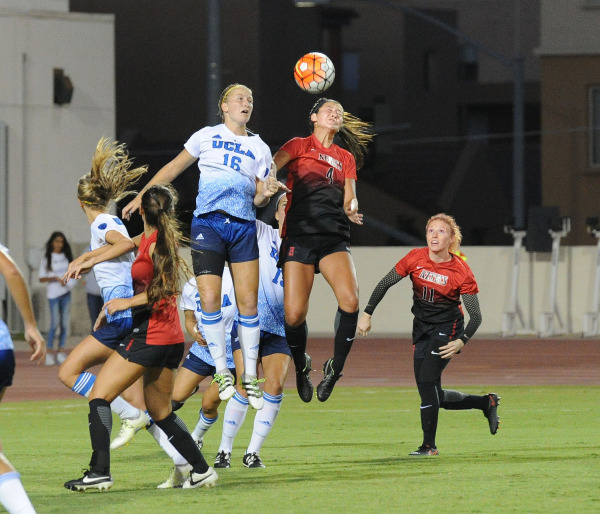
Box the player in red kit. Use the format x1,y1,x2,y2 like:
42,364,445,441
357,213,500,456
272,98,373,403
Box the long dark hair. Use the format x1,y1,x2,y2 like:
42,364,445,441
140,185,191,307
44,231,73,271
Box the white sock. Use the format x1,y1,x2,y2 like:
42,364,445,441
246,392,283,455
191,409,218,441
147,424,188,467
218,392,248,453
110,397,144,421
237,313,260,378
201,310,228,372
0,471,36,514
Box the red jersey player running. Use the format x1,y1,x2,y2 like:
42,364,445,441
272,98,373,402
357,213,500,456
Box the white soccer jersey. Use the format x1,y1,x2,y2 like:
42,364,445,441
179,268,237,368
184,124,272,221
0,243,13,351
89,213,135,321
256,220,285,337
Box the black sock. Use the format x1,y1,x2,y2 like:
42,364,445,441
441,389,489,410
417,382,439,448
285,320,308,371
88,398,112,474
171,399,185,412
332,308,358,375
155,412,209,474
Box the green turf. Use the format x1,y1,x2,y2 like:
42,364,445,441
2,386,599,513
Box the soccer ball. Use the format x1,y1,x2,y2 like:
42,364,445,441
294,52,335,94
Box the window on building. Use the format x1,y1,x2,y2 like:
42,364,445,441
590,87,600,167
459,44,479,82
342,51,359,92
423,50,437,91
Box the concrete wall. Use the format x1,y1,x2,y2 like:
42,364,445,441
0,6,115,334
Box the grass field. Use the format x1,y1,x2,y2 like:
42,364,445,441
2,386,599,513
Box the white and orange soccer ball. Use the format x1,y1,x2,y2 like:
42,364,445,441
294,52,335,94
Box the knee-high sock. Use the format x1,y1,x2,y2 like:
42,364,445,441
284,321,308,371
0,470,35,514
218,392,249,453
246,392,282,455
88,398,112,474
332,308,359,375
238,313,260,378
201,310,228,372
155,412,209,474
147,423,188,467
73,372,142,421
441,389,489,410
416,382,440,448
191,409,218,441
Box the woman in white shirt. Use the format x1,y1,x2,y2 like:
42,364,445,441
38,231,74,366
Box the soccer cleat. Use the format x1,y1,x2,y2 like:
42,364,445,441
212,371,236,401
484,393,501,435
64,470,113,491
316,358,342,402
409,445,439,457
241,372,266,410
182,467,218,489
110,410,149,450
156,464,192,489
192,435,204,451
214,451,231,469
295,353,314,403
242,452,265,469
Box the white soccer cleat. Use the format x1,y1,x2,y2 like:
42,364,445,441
156,464,192,489
110,410,149,450
182,467,218,489
212,370,235,401
241,373,265,410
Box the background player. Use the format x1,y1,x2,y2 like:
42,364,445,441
357,213,499,456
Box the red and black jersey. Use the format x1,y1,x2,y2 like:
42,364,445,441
395,247,479,324
280,134,357,238
131,231,184,346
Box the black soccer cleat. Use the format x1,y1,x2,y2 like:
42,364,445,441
295,353,314,403
316,358,342,402
214,451,231,469
484,393,501,435
409,445,439,457
64,470,113,492
242,452,266,469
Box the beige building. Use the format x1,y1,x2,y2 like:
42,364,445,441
538,0,600,244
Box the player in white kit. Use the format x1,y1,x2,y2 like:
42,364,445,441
60,138,150,449
0,243,45,514
212,192,291,469
122,84,287,410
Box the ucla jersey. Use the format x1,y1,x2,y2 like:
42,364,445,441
0,243,13,351
256,221,285,337
184,124,272,221
90,213,135,322
179,268,237,368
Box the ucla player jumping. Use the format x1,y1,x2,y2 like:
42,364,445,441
122,84,286,410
